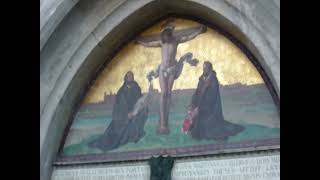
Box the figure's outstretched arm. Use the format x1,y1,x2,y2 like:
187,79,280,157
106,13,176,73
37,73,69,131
135,36,161,47
177,25,207,43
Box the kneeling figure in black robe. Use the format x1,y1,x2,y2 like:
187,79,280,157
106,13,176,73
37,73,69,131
190,61,244,141
89,71,148,151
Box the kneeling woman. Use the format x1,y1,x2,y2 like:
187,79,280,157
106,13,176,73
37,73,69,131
89,71,148,151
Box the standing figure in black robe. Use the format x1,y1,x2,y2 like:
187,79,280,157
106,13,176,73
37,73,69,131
88,71,148,151
189,61,244,141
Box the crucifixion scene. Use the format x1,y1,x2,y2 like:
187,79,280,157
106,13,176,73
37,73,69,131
135,18,206,134
58,18,280,162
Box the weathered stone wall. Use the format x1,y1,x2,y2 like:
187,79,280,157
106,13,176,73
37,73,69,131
40,0,280,180
40,0,79,51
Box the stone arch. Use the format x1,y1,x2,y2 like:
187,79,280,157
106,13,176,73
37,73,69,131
40,1,279,180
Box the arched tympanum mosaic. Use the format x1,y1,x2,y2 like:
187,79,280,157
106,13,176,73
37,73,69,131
56,18,279,164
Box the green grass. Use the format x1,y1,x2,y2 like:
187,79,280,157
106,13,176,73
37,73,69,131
62,113,280,156
62,85,280,156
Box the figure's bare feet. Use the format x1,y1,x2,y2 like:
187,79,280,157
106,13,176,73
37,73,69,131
157,126,170,135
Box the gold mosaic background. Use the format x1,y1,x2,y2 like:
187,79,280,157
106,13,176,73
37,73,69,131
83,18,264,104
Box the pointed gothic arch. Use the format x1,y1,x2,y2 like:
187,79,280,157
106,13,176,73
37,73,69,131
40,1,279,180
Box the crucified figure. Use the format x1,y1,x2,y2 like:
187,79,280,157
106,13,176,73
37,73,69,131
135,19,207,134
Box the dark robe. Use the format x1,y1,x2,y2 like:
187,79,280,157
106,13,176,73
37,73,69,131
88,81,148,151
190,71,244,141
